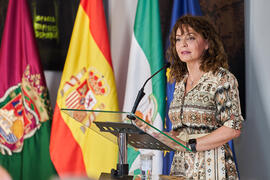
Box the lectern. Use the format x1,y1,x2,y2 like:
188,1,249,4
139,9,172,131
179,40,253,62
61,109,191,180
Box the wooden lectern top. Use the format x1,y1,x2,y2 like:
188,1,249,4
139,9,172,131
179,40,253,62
159,175,186,180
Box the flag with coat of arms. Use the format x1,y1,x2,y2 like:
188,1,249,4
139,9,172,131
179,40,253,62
123,0,166,177
49,0,119,179
0,0,56,179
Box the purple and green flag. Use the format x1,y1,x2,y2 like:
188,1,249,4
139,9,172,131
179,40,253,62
0,0,56,179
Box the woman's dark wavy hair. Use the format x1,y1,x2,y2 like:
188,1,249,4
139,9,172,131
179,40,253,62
167,15,229,82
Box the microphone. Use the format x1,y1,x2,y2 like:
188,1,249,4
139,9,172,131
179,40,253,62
128,62,170,120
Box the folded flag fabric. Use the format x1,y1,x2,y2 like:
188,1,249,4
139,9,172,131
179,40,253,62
123,0,166,177
0,0,56,179
49,0,119,179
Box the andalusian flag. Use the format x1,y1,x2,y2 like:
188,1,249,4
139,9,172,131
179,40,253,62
0,0,56,179
123,0,166,177
50,0,119,179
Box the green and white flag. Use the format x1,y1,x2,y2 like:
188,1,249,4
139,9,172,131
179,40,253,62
123,0,166,177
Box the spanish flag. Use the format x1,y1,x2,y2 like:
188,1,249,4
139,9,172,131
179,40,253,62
49,0,119,179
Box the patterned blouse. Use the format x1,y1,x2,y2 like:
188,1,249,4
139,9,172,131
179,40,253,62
168,67,244,180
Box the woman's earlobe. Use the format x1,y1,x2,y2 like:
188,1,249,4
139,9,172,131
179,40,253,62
205,40,209,50
205,44,209,50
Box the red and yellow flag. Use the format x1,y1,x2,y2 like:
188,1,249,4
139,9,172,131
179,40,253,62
49,0,119,179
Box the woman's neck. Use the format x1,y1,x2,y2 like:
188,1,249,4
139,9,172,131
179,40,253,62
186,61,204,86
186,61,203,76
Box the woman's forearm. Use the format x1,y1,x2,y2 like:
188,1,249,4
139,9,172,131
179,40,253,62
196,126,241,151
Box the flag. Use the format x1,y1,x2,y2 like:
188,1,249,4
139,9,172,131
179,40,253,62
228,137,240,177
49,0,119,179
123,0,166,177
0,0,56,180
163,0,202,175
